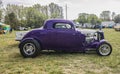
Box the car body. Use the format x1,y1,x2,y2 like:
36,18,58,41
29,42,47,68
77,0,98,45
16,19,112,58
114,23,120,31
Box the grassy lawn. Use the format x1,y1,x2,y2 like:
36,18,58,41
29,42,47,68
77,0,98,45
0,29,120,74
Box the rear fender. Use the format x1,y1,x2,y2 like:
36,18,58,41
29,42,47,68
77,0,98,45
19,37,42,49
19,38,34,48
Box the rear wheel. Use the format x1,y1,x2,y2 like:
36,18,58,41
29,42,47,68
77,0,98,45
19,39,41,58
96,42,112,56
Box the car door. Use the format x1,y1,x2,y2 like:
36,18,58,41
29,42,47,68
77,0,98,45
41,29,58,49
54,23,84,49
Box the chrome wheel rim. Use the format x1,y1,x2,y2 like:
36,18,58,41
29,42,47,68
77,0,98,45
99,44,111,55
23,43,36,55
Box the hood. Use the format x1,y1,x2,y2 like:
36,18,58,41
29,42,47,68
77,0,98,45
76,28,97,36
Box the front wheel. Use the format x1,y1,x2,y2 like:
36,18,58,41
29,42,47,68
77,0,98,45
19,39,41,58
96,42,112,56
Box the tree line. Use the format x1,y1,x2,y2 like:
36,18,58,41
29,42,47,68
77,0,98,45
77,11,120,25
1,0,120,29
0,1,63,29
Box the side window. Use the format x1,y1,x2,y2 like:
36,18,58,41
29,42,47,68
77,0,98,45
54,23,72,29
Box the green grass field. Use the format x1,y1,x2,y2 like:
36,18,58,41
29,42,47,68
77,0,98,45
0,29,120,74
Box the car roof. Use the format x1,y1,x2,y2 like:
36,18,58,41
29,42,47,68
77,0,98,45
43,19,74,29
45,19,73,23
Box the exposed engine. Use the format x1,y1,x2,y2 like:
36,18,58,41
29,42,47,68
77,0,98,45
85,32,97,44
77,29,104,44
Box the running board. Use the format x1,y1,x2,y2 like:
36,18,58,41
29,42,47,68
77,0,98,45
85,48,96,51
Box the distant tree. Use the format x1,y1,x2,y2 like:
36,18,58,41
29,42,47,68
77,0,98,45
114,14,120,23
33,4,48,18
5,4,24,20
112,12,116,21
77,13,88,26
0,0,2,21
3,3,63,28
0,10,2,21
0,0,2,5
87,14,99,25
5,12,19,29
49,3,63,18
96,19,102,24
26,7,47,28
77,13,101,26
100,11,111,21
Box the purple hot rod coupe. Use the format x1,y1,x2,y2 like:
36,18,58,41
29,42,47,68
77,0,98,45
16,19,112,58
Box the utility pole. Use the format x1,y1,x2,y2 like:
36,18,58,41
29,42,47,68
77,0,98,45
65,4,67,20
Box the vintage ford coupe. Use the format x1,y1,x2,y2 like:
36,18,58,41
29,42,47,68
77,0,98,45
16,19,112,58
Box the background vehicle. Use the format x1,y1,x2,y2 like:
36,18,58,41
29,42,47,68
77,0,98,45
16,19,112,58
0,22,11,34
93,25,101,29
114,23,120,31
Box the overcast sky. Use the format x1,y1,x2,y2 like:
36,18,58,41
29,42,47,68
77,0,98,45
2,0,120,20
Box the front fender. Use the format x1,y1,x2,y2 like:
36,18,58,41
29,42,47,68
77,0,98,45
86,39,110,48
96,39,111,48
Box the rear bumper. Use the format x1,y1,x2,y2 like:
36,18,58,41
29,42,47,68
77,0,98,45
15,39,21,41
15,31,28,41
